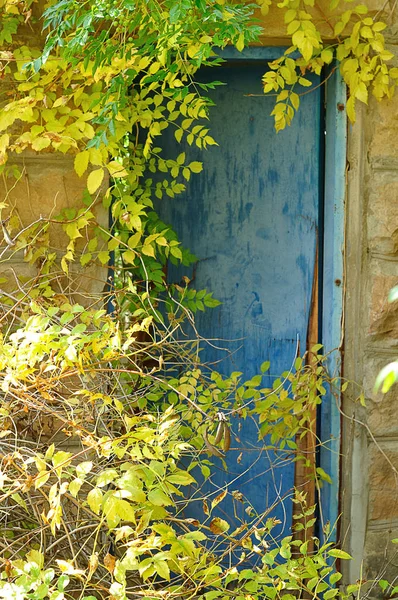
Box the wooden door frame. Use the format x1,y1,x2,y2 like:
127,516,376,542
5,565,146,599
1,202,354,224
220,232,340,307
218,46,346,541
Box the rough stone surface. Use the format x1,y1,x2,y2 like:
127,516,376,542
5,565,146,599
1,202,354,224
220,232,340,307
343,35,398,596
368,442,398,523
368,174,398,255
256,0,393,42
368,273,398,338
363,354,398,436
0,153,108,303
368,96,398,162
363,528,398,591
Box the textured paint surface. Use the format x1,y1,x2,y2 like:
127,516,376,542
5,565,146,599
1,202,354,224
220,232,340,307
319,68,346,543
157,63,321,544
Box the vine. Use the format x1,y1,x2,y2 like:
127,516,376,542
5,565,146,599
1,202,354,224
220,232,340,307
0,0,396,598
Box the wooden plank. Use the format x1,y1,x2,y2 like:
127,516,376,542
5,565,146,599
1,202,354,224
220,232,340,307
319,67,346,543
293,240,318,546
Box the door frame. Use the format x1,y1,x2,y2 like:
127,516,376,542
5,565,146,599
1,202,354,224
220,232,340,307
218,46,347,541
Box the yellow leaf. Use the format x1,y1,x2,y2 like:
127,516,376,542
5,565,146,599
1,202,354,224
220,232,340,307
355,82,368,104
0,133,9,152
236,32,245,52
321,48,334,64
53,96,68,108
346,96,356,123
97,251,110,265
298,77,312,88
107,161,128,178
149,61,160,74
56,560,85,575
123,250,136,264
138,56,151,70
334,21,345,36
89,147,103,166
211,489,227,509
104,553,116,574
187,44,200,58
141,244,155,258
87,168,105,194
189,161,203,173
74,150,90,177
32,137,51,151
209,517,230,534
35,471,50,489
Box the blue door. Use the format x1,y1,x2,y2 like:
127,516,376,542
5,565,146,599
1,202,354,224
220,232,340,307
157,54,325,543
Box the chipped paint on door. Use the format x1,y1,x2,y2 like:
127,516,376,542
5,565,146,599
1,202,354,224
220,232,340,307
157,60,323,539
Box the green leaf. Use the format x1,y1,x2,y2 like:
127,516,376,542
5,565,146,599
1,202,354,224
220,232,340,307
389,286,398,302
69,478,84,498
154,559,170,580
328,548,352,560
97,250,110,265
87,488,103,514
329,571,342,585
170,246,182,260
167,471,195,485
375,362,398,393
316,467,332,484
80,252,92,266
148,488,173,506
52,451,72,469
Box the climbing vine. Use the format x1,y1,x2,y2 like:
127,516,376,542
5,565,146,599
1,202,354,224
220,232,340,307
0,0,396,598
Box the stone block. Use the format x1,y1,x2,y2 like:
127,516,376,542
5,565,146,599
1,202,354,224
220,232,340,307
363,354,398,436
0,153,107,249
256,0,394,42
368,441,398,523
363,528,398,597
368,273,398,338
0,152,108,302
368,173,398,255
368,94,398,163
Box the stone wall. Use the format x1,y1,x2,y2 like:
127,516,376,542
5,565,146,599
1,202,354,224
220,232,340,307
0,153,108,306
342,39,398,593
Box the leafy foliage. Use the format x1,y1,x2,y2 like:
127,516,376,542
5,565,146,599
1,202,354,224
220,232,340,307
0,0,392,598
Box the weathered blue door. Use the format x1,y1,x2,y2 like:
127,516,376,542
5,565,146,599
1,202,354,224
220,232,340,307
158,55,324,539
